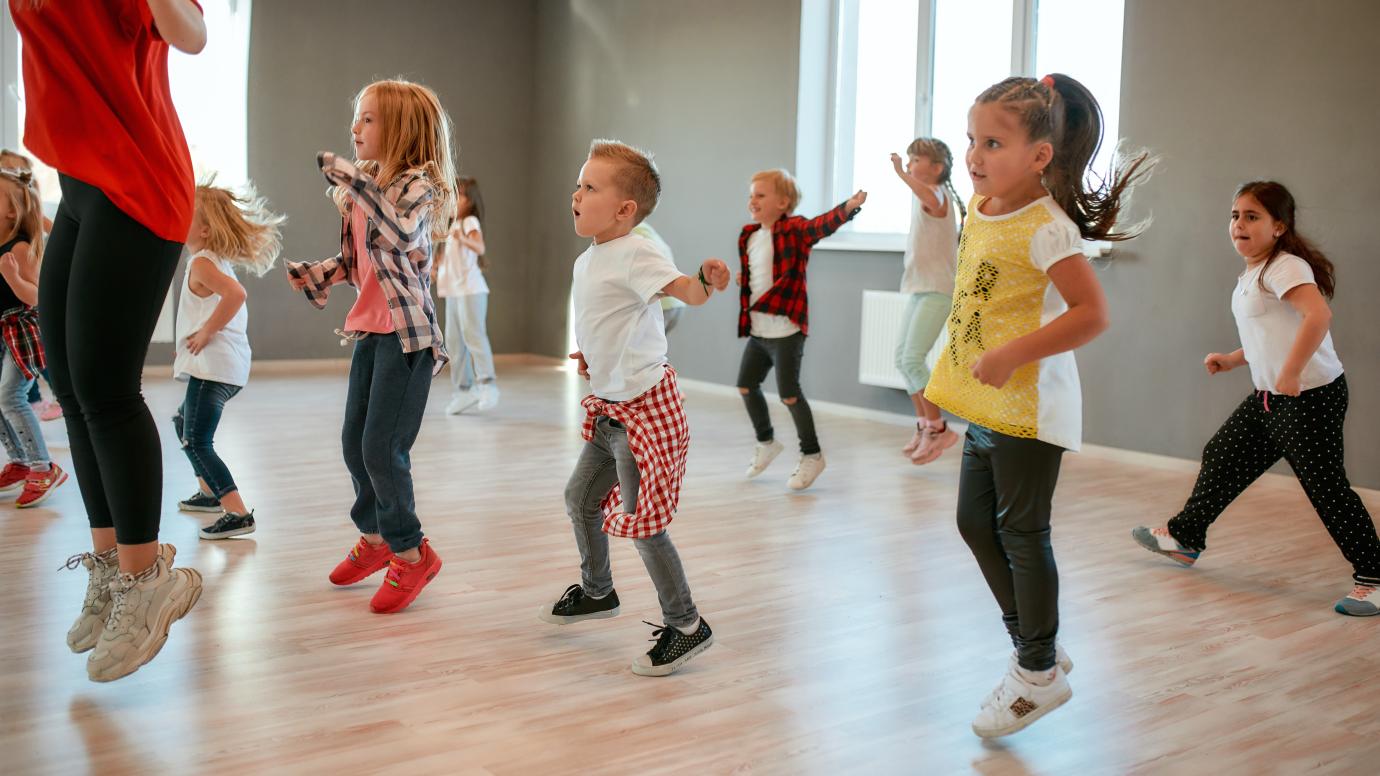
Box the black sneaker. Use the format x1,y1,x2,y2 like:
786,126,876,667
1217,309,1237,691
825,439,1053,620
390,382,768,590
178,491,222,513
539,583,620,624
631,617,714,676
200,511,255,540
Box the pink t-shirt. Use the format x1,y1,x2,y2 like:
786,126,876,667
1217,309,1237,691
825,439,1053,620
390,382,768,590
344,202,394,334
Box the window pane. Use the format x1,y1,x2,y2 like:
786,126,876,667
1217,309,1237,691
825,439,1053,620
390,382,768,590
1035,0,1125,188
846,0,917,234
931,0,1014,207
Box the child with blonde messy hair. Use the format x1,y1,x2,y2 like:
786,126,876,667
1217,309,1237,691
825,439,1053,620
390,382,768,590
287,78,455,614
173,181,284,539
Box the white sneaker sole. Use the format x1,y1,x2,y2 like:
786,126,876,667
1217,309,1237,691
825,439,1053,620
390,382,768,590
88,568,203,683
538,605,620,625
178,503,223,513
972,683,1072,739
200,524,256,540
630,634,714,677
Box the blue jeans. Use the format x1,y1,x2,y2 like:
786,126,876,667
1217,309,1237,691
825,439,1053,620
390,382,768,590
342,333,433,553
0,348,49,465
172,377,242,498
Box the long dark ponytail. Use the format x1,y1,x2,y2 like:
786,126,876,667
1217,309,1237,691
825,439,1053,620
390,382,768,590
976,73,1155,242
1236,180,1335,299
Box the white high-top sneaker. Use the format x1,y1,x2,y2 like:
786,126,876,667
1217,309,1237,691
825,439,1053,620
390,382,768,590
86,551,202,682
65,544,176,654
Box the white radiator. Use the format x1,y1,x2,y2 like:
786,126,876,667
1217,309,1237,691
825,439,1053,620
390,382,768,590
858,290,948,390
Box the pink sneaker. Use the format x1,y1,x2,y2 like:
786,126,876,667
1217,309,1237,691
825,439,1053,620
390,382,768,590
39,401,64,422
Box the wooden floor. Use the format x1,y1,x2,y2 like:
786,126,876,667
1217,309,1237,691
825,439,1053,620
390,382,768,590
3,357,1377,775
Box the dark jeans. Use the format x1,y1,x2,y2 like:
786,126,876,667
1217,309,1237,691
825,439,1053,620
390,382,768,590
736,332,820,455
342,333,434,554
40,175,182,545
173,377,242,499
1167,375,1380,584
955,423,1065,672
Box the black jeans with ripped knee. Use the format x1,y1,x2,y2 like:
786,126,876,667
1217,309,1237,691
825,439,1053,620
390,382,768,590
736,333,819,455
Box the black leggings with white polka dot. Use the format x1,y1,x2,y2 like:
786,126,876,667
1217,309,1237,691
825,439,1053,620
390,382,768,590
1167,375,1380,585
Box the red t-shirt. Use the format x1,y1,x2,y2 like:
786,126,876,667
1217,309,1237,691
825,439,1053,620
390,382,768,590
11,0,201,243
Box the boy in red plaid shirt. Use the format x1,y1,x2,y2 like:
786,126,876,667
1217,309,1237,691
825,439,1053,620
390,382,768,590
736,169,865,490
540,139,729,677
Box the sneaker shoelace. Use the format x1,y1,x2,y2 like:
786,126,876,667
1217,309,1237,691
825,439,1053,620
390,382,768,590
382,557,409,589
104,564,159,632
1349,583,1376,600
62,552,114,610
643,620,699,662
554,584,583,613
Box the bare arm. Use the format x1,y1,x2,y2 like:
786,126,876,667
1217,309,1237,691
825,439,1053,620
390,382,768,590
889,153,945,215
1273,283,1332,395
147,0,207,54
0,242,38,306
184,257,246,354
969,254,1109,388
662,259,731,306
457,228,486,256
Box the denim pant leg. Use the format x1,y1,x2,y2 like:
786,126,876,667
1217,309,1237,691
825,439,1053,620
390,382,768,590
0,348,48,465
564,420,621,598
356,335,433,554
736,337,775,443
444,298,474,393
457,293,495,384
176,377,241,498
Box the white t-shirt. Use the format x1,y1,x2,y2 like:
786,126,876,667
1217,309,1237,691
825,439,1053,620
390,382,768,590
747,226,800,338
436,215,487,297
572,232,684,401
1231,253,1344,393
900,189,958,296
173,251,251,387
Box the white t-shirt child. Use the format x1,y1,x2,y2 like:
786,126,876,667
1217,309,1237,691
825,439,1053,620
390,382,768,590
572,232,683,401
436,215,486,297
1231,253,1344,393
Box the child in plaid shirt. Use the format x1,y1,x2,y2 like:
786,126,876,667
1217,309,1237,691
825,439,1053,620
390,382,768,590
286,79,455,615
0,167,66,507
736,169,865,490
540,139,729,677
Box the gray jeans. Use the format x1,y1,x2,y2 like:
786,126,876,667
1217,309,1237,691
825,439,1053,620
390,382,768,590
565,415,698,628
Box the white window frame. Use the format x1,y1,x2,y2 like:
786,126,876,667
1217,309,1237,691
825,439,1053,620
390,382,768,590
799,0,1049,253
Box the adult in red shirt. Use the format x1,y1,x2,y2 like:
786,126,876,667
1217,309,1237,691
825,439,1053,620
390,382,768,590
12,0,206,683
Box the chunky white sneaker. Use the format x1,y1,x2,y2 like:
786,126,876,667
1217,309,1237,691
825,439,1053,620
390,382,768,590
64,544,176,654
972,664,1072,739
981,644,1074,708
446,391,479,415
475,382,501,412
86,553,202,682
787,453,826,491
1335,583,1379,616
745,439,784,479
1131,525,1200,566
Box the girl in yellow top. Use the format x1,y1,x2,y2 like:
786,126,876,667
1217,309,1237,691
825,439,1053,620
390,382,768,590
923,73,1153,739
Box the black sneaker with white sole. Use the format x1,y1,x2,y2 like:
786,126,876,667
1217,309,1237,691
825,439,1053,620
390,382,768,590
539,584,620,624
179,491,222,513
200,511,255,540
631,618,714,677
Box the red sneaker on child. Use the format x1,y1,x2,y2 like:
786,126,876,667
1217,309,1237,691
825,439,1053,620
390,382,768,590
369,539,442,614
329,536,395,586
0,462,30,493
16,463,67,508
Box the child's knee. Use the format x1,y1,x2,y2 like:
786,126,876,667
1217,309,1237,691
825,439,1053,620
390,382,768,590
737,386,752,395
781,395,798,405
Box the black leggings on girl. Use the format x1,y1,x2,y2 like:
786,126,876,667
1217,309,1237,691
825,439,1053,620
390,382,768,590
1167,375,1380,585
39,175,182,545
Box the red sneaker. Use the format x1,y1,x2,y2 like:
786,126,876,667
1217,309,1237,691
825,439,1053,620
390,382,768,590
329,537,395,586
369,539,442,614
15,463,67,508
0,462,31,493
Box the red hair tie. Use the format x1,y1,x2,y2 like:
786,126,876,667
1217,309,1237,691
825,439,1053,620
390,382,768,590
1040,74,1056,89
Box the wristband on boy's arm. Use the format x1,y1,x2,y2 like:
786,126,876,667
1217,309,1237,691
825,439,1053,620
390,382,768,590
697,267,710,295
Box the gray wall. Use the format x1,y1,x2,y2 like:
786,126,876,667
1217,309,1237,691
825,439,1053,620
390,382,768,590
1097,0,1379,485
235,0,536,360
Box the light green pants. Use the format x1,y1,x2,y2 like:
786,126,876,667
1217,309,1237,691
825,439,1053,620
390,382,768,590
894,292,950,395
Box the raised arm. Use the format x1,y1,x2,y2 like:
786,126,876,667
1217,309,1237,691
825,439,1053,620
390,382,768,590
147,0,206,54
890,153,945,215
800,190,867,244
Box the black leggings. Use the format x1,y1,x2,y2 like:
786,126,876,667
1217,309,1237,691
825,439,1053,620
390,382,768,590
40,175,183,545
736,333,820,455
1167,375,1380,584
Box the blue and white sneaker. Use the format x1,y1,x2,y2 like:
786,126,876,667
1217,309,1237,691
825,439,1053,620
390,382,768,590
1132,525,1200,567
1335,583,1379,616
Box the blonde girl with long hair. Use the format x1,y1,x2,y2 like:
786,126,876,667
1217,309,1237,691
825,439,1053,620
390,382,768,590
173,181,285,540
286,78,455,614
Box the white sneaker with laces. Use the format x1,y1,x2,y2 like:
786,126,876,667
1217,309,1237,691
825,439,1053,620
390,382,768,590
86,552,202,682
65,544,177,654
475,382,501,411
972,664,1072,739
787,453,826,491
446,391,479,415
1335,582,1379,616
745,439,784,478
981,643,1074,708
